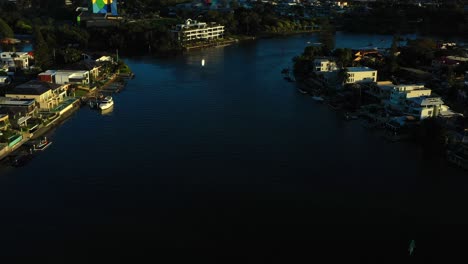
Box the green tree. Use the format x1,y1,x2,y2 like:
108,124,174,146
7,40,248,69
337,68,349,84
318,20,335,54
33,27,52,70
0,18,14,39
293,55,312,80
333,48,353,68
302,45,323,59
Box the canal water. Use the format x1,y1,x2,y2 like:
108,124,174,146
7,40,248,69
1,33,467,262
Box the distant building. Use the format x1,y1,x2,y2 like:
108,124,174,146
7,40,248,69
77,0,121,27
172,19,224,43
89,0,118,16
345,67,377,84
313,58,338,72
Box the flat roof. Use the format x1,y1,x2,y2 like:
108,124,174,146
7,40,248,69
409,97,444,106
0,98,36,106
56,70,88,73
8,80,61,95
347,67,376,72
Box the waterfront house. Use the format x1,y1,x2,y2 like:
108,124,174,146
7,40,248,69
38,70,56,83
65,60,102,80
345,67,377,84
5,81,69,110
0,98,37,128
367,81,394,101
404,97,445,120
313,58,338,72
0,52,32,69
172,19,225,43
388,84,432,111
54,70,90,85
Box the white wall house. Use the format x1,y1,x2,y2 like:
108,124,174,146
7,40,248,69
5,81,69,110
55,70,90,85
0,52,31,69
313,59,338,72
345,67,377,84
172,19,224,42
405,97,445,120
388,84,432,110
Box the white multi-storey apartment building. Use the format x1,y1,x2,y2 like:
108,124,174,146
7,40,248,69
345,67,377,84
172,19,224,42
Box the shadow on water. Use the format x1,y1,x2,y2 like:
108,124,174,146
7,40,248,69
0,34,467,262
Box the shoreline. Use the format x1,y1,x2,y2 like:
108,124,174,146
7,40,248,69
0,68,129,166
291,75,467,171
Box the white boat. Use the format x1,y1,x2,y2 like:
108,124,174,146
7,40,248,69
99,96,114,110
298,89,308,94
34,137,52,151
312,96,324,102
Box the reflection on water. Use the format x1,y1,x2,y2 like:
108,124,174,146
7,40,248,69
0,33,467,260
101,105,114,116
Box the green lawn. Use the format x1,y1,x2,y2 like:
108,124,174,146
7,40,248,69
74,89,88,98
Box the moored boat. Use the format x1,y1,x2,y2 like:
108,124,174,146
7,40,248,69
312,96,324,102
34,137,52,151
298,88,308,94
99,96,114,110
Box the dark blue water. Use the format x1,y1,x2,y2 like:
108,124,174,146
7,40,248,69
0,33,467,263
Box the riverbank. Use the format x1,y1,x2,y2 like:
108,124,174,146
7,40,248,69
290,72,467,170
3,33,468,262
0,63,132,167
183,30,321,51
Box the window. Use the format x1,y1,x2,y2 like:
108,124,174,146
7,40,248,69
428,111,433,116
372,72,376,76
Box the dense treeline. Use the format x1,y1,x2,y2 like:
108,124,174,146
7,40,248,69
340,4,468,36
1,1,320,56
86,19,181,55
86,3,319,53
